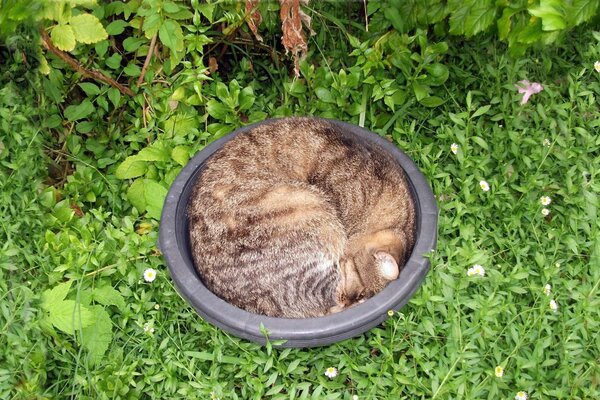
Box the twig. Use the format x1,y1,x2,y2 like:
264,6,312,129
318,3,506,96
39,27,134,97
137,33,158,87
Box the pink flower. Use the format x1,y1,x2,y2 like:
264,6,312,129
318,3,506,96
515,80,543,104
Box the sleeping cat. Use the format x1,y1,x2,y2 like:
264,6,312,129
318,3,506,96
188,117,416,318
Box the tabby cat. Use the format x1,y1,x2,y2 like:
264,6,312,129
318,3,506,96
188,117,416,318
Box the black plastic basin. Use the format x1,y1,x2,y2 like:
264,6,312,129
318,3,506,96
158,118,438,347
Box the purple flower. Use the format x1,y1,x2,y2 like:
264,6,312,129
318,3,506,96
515,80,543,104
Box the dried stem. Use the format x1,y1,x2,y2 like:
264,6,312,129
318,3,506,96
137,33,158,87
39,27,134,97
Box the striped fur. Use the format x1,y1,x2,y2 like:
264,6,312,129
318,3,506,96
188,118,415,318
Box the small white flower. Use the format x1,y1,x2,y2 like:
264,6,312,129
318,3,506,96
143,268,157,282
540,196,551,206
543,138,551,147
479,180,490,192
543,284,551,296
154,304,160,310
542,208,550,216
450,143,459,154
494,366,504,378
467,264,485,277
143,322,154,334
352,396,359,400
387,310,394,317
515,391,528,400
324,366,338,379
595,61,600,73
473,264,485,277
549,299,558,312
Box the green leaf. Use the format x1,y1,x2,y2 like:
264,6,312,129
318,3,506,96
144,179,168,220
107,88,121,107
127,179,147,213
105,19,128,35
424,63,449,86
64,99,94,121
498,7,520,40
171,146,190,166
51,24,76,52
206,100,229,120
115,156,147,179
315,88,335,103
78,82,100,96
472,105,491,118
42,281,73,308
239,86,255,111
47,300,95,334
81,306,113,364
137,143,171,162
69,13,108,44
419,96,444,107
412,82,429,101
91,285,125,310
568,0,600,26
464,0,497,37
529,0,566,31
159,19,184,53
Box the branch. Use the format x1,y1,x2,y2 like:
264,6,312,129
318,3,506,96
40,27,134,97
137,33,158,87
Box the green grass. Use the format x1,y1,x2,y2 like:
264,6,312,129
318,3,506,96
2,8,600,400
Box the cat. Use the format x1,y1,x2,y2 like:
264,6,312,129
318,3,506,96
188,117,416,318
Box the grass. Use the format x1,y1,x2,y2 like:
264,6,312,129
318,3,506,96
1,12,600,400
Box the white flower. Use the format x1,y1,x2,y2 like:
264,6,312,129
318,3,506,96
144,268,157,282
595,61,600,73
494,366,504,377
352,396,359,400
154,304,160,310
387,310,394,317
467,264,485,277
543,138,551,147
549,299,558,312
515,391,528,400
542,208,550,216
324,367,338,379
450,143,459,154
479,180,490,192
543,284,551,296
143,322,154,334
540,196,551,206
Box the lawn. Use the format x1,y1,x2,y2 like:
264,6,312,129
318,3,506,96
1,2,599,399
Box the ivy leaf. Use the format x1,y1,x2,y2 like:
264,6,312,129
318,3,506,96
47,300,95,335
91,285,125,311
81,306,113,365
51,24,76,52
144,179,168,220
115,156,147,179
69,13,108,44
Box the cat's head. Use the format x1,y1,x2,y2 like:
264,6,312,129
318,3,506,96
337,250,399,307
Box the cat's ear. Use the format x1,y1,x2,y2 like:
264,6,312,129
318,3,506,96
374,251,399,280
